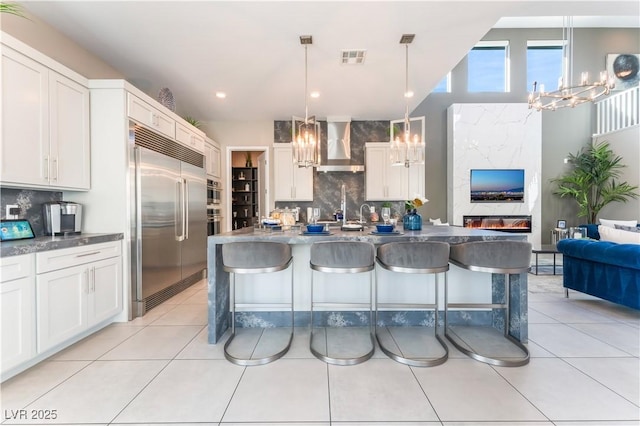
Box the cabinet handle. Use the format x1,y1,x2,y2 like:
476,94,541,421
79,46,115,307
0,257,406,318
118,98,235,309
85,269,90,293
76,251,100,258
91,267,96,292
52,157,59,182
44,156,49,180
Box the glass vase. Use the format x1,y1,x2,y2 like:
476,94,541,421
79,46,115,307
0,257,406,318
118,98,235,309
403,209,422,230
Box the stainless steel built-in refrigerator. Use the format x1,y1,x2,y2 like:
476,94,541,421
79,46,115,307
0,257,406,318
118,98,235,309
130,124,206,318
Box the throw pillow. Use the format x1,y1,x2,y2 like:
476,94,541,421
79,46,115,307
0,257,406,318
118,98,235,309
598,225,640,244
599,218,638,228
615,224,640,233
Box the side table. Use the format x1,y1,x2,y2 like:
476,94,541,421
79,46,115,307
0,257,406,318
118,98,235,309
530,244,562,275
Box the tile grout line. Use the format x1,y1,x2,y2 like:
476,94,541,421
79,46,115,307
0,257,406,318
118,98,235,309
407,363,444,425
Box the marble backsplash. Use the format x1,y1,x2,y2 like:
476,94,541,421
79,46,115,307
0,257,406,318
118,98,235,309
274,119,406,222
0,188,62,236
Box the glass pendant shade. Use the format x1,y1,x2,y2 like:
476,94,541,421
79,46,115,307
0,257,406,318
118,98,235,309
292,36,320,168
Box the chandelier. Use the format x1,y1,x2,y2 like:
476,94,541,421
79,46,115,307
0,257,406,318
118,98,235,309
292,35,320,168
528,17,614,111
390,34,425,167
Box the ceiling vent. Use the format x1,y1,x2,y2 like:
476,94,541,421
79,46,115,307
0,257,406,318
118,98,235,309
341,49,367,65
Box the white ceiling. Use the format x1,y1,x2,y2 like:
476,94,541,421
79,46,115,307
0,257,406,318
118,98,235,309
21,1,640,122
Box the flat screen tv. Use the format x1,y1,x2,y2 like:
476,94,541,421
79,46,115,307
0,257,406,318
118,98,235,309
470,169,525,203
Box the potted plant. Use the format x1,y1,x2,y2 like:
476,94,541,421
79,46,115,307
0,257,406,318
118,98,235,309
0,2,25,16
552,140,638,224
184,116,202,129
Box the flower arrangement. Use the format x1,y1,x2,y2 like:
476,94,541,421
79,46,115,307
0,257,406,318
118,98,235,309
405,196,428,212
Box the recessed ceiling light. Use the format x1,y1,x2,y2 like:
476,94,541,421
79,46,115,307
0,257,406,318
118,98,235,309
215,92,226,99
404,91,414,98
310,91,320,98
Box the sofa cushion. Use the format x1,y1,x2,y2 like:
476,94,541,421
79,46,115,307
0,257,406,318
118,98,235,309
599,218,638,228
557,239,640,270
579,224,601,240
599,225,640,245
615,224,640,233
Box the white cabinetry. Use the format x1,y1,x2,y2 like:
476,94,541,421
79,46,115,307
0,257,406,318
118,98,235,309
35,242,122,353
205,138,221,179
365,143,425,201
127,92,175,139
1,46,90,190
273,145,314,201
176,123,205,154
1,255,35,375
365,144,407,201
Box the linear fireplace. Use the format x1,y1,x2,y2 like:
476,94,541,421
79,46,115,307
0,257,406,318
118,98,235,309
463,215,532,233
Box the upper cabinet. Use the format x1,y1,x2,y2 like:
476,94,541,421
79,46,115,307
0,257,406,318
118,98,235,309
1,46,90,190
205,138,221,179
127,93,175,140
273,145,313,201
175,123,205,154
365,143,424,201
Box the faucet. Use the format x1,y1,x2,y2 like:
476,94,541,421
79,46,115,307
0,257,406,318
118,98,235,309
340,184,347,226
359,204,371,224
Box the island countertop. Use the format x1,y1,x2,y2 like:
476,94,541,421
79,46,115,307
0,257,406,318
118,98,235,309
208,224,527,244
207,225,529,344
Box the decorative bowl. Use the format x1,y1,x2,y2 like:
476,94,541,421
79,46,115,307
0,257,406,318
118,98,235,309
306,224,325,233
376,224,394,233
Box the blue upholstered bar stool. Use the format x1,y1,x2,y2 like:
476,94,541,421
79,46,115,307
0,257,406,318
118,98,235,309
222,241,293,366
309,241,376,365
376,241,450,367
446,240,531,367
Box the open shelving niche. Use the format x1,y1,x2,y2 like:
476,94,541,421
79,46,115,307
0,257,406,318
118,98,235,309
231,167,258,229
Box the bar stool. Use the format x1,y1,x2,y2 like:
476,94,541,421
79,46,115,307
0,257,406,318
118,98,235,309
222,241,293,366
375,241,450,367
446,240,531,367
309,241,375,365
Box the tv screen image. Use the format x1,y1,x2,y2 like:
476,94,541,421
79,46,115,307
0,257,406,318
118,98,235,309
470,169,525,203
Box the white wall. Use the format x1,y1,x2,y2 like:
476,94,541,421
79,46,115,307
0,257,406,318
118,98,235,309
447,103,542,247
597,126,640,221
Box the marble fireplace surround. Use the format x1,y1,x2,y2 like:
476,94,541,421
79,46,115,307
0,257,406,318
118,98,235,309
447,103,542,248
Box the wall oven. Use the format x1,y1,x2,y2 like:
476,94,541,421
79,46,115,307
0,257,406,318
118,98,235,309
207,179,221,205
207,206,222,236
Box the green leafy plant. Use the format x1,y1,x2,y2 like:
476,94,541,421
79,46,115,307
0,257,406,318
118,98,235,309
0,2,25,16
552,140,638,223
184,116,202,128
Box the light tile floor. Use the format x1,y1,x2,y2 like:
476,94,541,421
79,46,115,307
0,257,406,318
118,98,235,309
1,274,639,426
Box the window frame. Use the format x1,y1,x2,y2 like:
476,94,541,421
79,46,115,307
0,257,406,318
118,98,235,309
468,40,510,93
526,40,565,93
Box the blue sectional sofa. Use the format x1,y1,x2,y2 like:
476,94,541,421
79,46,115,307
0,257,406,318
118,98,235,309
557,238,640,310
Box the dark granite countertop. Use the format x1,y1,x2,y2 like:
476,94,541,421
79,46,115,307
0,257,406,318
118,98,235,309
208,225,526,245
1,233,124,257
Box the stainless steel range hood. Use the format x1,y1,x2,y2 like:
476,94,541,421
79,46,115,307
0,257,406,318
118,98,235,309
316,117,365,172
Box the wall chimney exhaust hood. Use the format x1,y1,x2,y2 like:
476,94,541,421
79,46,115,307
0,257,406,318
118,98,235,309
316,117,365,172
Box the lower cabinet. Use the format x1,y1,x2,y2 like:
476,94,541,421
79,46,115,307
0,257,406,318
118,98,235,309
1,255,35,374
36,243,122,353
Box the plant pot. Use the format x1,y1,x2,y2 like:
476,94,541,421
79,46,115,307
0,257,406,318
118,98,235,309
403,209,422,230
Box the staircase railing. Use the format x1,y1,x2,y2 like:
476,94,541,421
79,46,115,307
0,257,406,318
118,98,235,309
595,86,639,136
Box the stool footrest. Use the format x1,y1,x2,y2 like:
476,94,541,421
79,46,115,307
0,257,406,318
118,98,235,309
235,303,292,310
445,327,529,367
447,303,506,309
378,303,437,310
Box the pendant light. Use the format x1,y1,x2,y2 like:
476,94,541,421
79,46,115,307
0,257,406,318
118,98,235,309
292,35,320,168
528,17,614,111
390,34,425,167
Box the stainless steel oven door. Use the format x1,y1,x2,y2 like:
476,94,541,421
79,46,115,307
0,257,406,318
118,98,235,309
207,180,222,204
207,208,222,235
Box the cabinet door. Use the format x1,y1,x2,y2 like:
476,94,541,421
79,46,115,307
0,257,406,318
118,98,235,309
365,146,387,200
386,161,408,200
36,265,87,352
127,93,175,139
87,257,122,326
273,146,294,201
1,47,50,186
205,141,221,179
1,277,35,373
49,72,90,190
292,164,314,201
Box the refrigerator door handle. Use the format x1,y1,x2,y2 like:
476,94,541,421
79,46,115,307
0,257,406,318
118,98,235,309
134,146,143,299
184,178,189,240
176,180,185,241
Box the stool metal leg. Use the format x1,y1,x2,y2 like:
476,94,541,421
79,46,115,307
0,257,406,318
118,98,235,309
310,269,375,366
444,272,529,367
224,265,294,366
375,270,448,367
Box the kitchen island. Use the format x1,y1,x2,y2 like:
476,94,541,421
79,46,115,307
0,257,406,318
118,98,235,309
207,226,529,344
